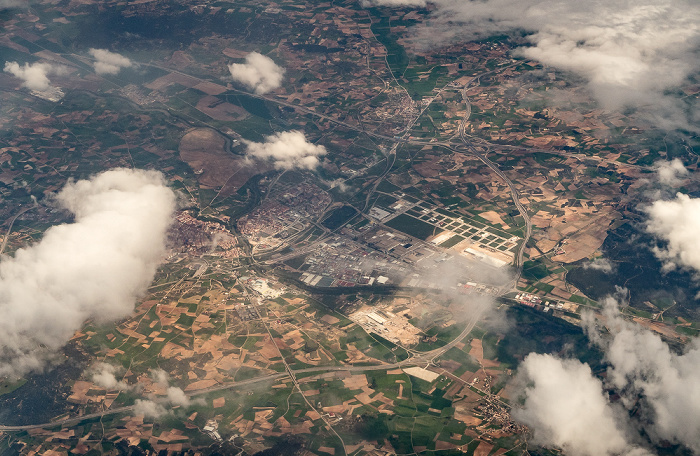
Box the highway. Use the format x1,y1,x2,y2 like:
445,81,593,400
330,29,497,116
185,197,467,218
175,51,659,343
0,301,486,432
0,59,565,434
476,148,531,286
126,59,645,186
61,55,648,175
0,375,284,432
452,69,532,285
456,143,532,284
237,62,534,283
0,204,36,256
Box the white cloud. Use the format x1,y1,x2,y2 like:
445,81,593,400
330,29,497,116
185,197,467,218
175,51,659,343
228,52,285,94
246,130,327,170
514,353,649,456
149,369,203,409
322,178,350,192
590,297,700,452
3,61,68,92
0,168,175,378
130,388,200,419
167,386,198,407
514,293,700,454
0,0,26,8
130,385,201,419
150,368,170,386
582,258,614,273
88,49,133,76
645,193,700,272
654,159,688,187
133,399,168,419
369,0,700,129
91,363,130,391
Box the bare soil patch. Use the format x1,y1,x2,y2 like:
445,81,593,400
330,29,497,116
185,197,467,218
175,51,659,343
179,128,262,193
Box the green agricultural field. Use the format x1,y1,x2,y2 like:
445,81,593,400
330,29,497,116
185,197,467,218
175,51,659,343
439,234,465,248
385,214,444,240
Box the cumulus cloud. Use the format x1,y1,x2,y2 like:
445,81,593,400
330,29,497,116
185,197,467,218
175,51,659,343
130,380,202,419
369,0,700,129
150,368,170,386
133,399,168,419
592,297,700,452
654,158,688,187
166,386,195,407
515,353,649,456
515,294,700,454
228,52,285,94
582,258,614,273
645,193,700,272
246,130,327,170
91,363,130,391
3,61,68,92
0,168,176,378
88,48,133,76
148,368,203,409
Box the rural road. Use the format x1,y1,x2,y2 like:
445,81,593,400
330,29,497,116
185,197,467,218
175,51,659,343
0,57,519,433
0,302,485,431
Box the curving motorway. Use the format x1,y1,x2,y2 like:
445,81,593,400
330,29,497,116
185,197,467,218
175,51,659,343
0,302,486,432
0,204,36,256
0,59,533,433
